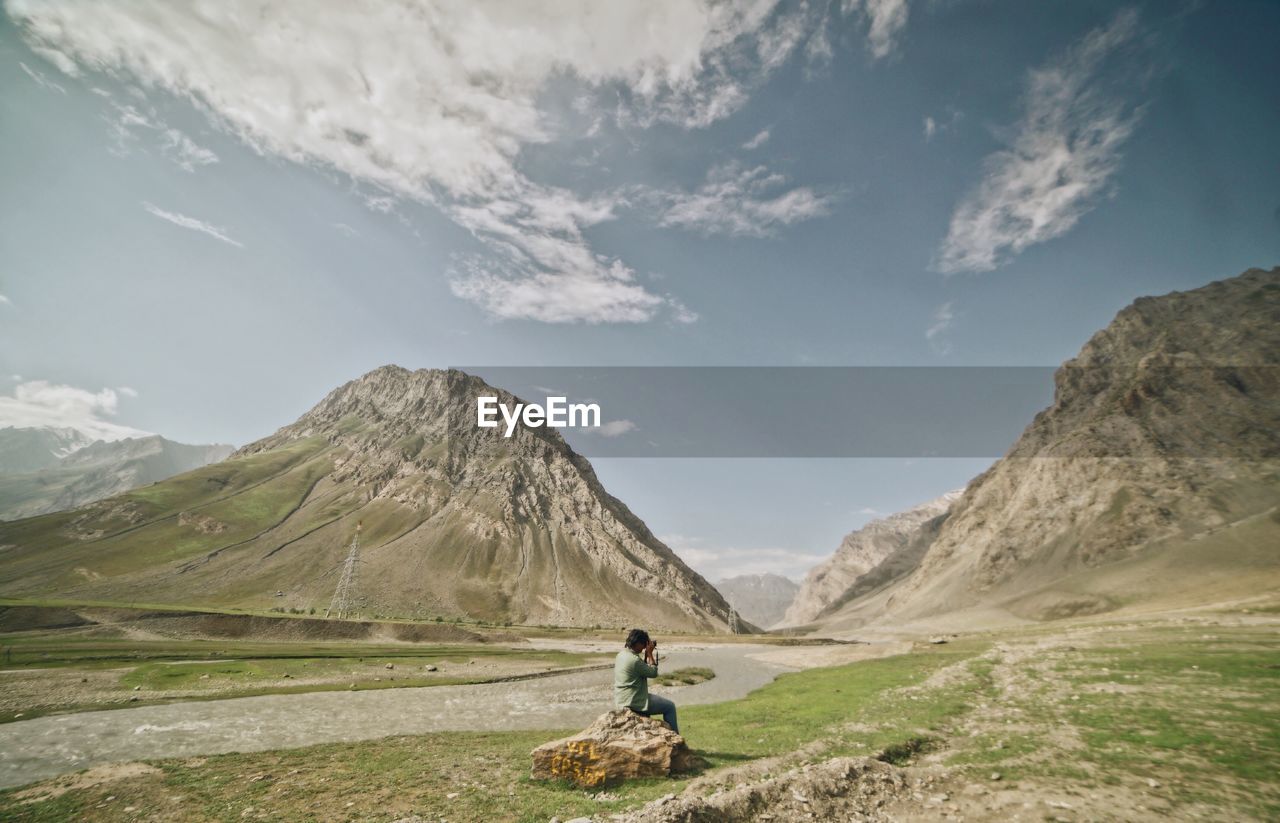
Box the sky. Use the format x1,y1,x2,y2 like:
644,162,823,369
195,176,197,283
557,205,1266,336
1,0,1278,581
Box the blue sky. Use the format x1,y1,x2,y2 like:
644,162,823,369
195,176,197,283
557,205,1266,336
1,0,1278,579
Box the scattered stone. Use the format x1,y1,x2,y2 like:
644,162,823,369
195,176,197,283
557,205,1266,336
606,757,906,822
281,673,292,679
199,674,210,680
385,663,395,670
531,709,702,787
990,772,1002,781
928,637,949,645
1146,778,1160,789
133,685,142,691
129,696,139,702
425,664,438,672
446,792,460,799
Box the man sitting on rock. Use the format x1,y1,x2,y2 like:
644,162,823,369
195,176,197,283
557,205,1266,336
614,628,679,734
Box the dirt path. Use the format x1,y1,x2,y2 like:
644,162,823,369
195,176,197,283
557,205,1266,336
0,644,802,789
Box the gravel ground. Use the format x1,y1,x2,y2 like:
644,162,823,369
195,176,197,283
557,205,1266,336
0,644,796,789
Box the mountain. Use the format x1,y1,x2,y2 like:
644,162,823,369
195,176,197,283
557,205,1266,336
817,267,1280,633
0,428,234,521
0,426,95,473
716,573,800,628
0,367,734,632
777,490,962,628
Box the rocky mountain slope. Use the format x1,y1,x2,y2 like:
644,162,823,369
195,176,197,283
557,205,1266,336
0,368,733,631
777,491,962,628
0,428,233,520
820,267,1280,631
715,573,800,628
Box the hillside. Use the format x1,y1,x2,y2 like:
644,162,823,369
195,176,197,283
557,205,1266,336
0,368,733,631
777,490,961,628
0,430,233,520
817,267,1280,633
715,573,799,628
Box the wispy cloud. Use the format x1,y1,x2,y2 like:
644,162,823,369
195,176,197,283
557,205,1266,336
160,128,218,172
0,294,11,307
660,534,824,581
846,0,911,60
925,301,955,354
935,9,1146,274
142,202,243,248
19,60,66,93
922,108,963,142
655,162,835,238
0,380,152,442
101,95,219,171
742,128,771,150
9,1,866,324
594,420,637,438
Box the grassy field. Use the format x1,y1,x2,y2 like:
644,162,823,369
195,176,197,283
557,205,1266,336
2,619,1276,821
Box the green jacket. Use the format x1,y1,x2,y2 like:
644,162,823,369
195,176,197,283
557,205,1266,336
614,649,659,711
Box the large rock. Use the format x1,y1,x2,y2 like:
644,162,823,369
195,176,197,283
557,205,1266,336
531,710,701,787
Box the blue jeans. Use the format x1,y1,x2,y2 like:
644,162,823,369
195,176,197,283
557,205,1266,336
643,694,679,735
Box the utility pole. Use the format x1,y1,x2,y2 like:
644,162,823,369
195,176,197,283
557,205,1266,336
325,521,362,620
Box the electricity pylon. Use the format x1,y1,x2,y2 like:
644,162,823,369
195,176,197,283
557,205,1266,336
325,521,362,619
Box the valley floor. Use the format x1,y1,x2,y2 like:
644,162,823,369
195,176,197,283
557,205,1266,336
1,611,1277,821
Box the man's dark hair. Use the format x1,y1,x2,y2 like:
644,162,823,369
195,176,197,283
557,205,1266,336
624,628,650,650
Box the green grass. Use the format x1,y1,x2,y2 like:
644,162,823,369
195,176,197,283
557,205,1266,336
5,625,1276,821
653,666,715,687
0,642,980,822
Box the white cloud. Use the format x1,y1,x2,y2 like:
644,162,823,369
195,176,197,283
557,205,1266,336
656,162,835,237
935,9,1145,274
160,128,219,172
661,533,823,581
142,202,244,248
7,0,854,324
742,128,771,150
922,108,962,143
595,419,637,438
925,301,954,354
0,294,11,307
0,380,153,442
856,506,880,515
117,386,139,398
845,0,910,60
100,94,219,171
19,60,66,93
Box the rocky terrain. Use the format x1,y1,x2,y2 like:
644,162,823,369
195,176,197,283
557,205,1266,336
715,573,799,628
777,491,961,628
817,267,1280,632
0,368,733,631
0,428,232,520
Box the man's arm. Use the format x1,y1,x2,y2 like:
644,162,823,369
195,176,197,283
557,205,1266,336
634,656,659,678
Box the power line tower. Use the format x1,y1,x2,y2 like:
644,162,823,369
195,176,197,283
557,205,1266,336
728,605,740,635
325,521,362,620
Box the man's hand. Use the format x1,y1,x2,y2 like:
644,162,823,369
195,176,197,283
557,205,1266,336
645,639,657,664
